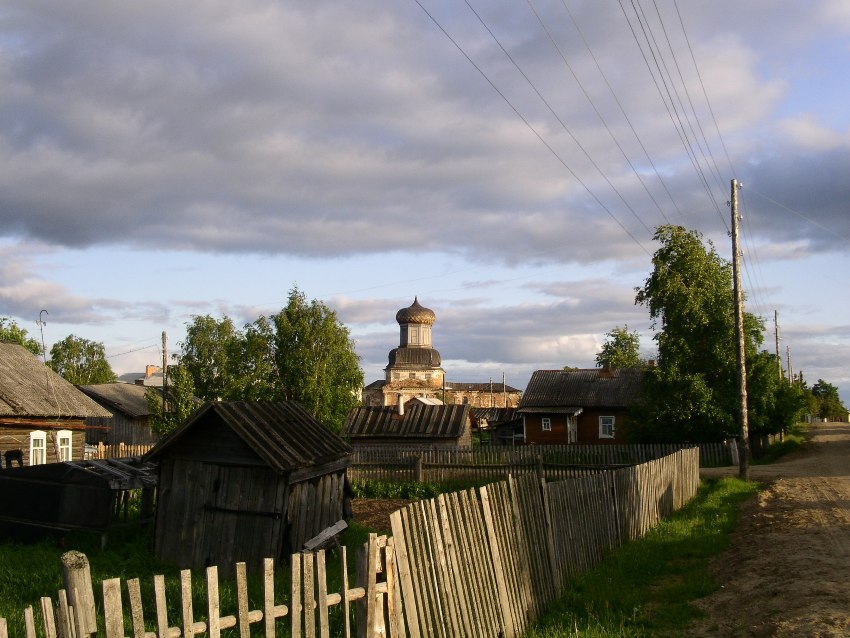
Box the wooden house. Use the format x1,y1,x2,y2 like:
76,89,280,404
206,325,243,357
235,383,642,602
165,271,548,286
78,382,160,446
145,400,352,570
471,407,523,446
0,343,111,465
343,402,473,449
519,368,643,445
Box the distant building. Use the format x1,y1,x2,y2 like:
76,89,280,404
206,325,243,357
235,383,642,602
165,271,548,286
361,298,521,410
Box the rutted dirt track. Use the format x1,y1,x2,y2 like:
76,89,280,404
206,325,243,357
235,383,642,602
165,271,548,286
691,422,850,637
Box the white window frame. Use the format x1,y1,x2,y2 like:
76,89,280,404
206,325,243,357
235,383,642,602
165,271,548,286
542,417,552,432
599,416,616,439
30,430,47,466
57,429,73,462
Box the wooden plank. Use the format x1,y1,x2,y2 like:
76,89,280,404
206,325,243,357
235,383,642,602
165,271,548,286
479,485,512,638
40,597,57,638
154,574,171,638
385,538,405,638
436,494,473,636
180,570,195,638
127,579,148,638
207,566,221,638
103,579,124,638
24,606,35,638
235,562,250,638
290,553,302,638
303,552,316,638
340,546,352,638
316,551,330,638
56,590,72,638
0,618,7,638
388,510,421,638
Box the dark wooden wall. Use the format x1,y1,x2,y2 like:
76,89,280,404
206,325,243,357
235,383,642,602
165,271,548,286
86,414,159,446
286,471,346,553
0,424,85,465
154,457,287,570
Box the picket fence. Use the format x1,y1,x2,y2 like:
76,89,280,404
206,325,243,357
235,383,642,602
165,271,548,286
3,448,700,638
349,441,728,483
87,443,155,460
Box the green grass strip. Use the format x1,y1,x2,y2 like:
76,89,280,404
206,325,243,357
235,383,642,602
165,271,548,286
524,477,759,637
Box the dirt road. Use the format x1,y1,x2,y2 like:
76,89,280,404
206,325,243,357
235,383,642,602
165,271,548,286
690,422,850,637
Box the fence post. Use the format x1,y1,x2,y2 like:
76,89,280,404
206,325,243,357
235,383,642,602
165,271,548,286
60,551,97,636
412,455,423,483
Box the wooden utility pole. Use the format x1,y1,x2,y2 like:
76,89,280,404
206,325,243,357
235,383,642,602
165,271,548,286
161,331,168,413
787,345,793,386
731,179,750,480
774,310,782,380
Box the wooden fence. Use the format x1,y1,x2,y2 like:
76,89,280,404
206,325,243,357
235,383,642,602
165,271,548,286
86,443,155,460
2,448,700,638
349,441,730,483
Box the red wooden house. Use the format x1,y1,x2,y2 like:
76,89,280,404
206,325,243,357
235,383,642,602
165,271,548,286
519,368,643,445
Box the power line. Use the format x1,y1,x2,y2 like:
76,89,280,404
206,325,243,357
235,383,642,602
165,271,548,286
413,0,652,255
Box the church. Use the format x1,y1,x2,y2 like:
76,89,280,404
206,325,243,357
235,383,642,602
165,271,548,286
361,298,522,410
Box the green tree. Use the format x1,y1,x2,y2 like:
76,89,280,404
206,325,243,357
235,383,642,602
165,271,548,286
176,287,363,431
146,365,199,436
48,335,116,385
631,225,772,443
178,315,244,400
596,325,642,368
810,379,848,420
271,287,364,431
0,317,42,356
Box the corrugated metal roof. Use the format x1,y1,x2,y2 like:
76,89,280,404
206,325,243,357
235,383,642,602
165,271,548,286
146,400,351,473
519,368,643,410
0,343,112,418
446,382,522,393
343,403,471,439
78,382,152,418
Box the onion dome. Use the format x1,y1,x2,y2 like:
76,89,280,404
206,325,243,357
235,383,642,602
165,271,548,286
395,297,436,326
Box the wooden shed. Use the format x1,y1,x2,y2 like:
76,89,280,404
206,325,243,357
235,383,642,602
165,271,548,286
145,400,352,570
0,343,112,465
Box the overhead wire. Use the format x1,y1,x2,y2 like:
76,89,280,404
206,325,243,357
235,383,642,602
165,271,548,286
462,0,655,236
556,0,686,222
619,0,729,231
413,0,652,255
522,0,672,227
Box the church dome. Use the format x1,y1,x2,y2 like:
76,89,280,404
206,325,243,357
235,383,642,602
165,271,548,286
395,297,436,326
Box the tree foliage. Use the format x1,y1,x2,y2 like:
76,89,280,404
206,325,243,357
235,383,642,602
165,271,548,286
145,365,199,436
0,317,42,356
596,325,642,369
630,225,800,444
177,287,363,431
809,379,848,419
48,335,116,385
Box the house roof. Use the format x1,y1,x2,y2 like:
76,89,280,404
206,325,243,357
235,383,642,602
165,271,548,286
344,403,471,439
0,343,112,419
470,407,520,425
146,400,351,472
78,382,152,418
519,368,643,411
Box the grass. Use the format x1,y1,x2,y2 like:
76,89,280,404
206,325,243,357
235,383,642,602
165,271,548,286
523,477,760,637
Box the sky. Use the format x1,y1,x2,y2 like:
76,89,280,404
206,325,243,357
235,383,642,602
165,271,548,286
1,0,848,403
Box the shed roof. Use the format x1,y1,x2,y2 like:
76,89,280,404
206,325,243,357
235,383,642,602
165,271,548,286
146,400,351,473
446,382,522,393
78,382,152,418
519,368,643,411
0,343,112,419
344,403,471,439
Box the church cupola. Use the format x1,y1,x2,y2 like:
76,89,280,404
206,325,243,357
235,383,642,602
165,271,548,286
396,297,435,348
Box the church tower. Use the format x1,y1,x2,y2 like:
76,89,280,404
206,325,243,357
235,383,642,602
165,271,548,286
385,297,445,386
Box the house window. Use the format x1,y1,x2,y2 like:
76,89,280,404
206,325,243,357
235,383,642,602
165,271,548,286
30,431,46,466
542,418,552,432
599,416,616,439
409,372,416,379
57,430,72,462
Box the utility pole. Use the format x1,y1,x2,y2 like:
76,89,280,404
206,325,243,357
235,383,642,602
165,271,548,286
774,310,782,380
731,179,750,480
162,331,168,414
787,345,793,386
